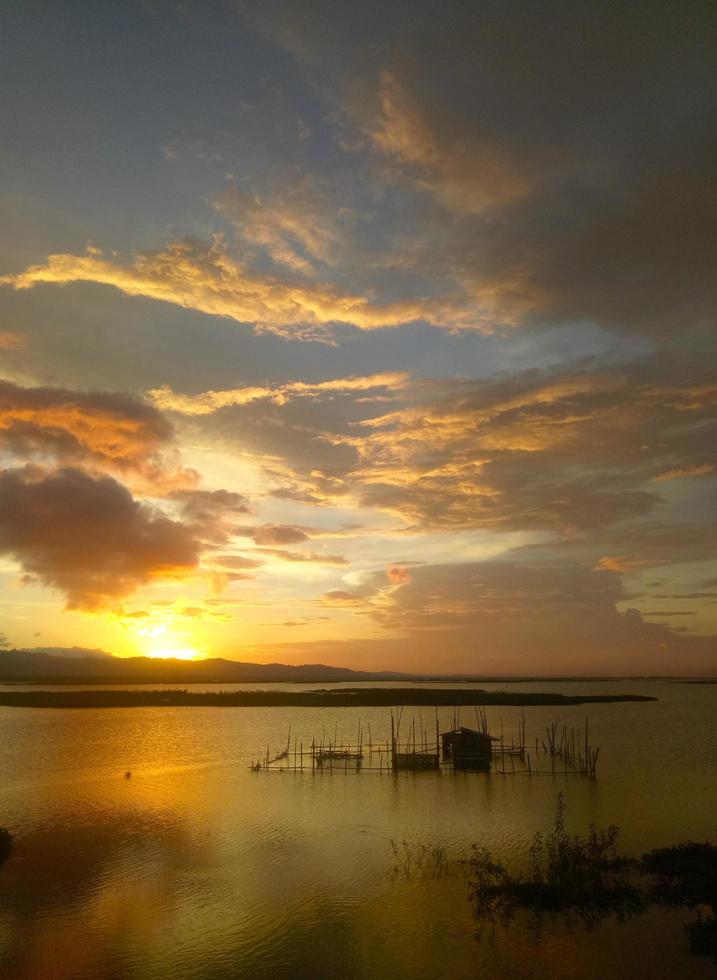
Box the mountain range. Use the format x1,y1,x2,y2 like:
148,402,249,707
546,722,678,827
0,648,413,684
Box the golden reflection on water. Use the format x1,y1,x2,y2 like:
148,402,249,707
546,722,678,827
0,682,715,978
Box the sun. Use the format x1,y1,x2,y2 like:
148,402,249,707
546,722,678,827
147,647,201,661
131,621,205,660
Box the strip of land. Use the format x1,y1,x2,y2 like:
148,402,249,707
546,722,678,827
0,688,657,708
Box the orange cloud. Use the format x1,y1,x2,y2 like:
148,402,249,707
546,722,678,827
0,379,195,492
387,564,412,584
595,556,653,573
654,463,715,483
368,70,539,213
0,331,24,350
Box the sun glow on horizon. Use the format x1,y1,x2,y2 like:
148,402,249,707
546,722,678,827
133,621,206,660
147,647,203,661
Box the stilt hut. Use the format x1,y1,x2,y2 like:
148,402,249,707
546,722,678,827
441,726,495,770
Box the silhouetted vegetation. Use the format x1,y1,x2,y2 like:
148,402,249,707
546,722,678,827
0,688,656,709
466,795,643,932
0,827,13,865
641,841,717,961
465,795,717,961
389,840,448,879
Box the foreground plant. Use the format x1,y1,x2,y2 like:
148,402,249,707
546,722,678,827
642,841,717,960
465,794,716,961
466,794,643,932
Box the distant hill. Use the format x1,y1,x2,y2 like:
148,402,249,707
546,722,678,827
0,648,413,684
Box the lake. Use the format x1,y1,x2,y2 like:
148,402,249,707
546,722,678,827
0,680,715,978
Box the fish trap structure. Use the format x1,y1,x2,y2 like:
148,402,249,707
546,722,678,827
250,708,601,778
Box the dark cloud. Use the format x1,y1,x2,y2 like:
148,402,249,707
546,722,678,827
172,488,252,519
0,467,200,610
339,558,717,672
11,3,716,342
251,0,717,338
171,488,252,543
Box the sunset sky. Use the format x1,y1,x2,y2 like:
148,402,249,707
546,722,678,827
0,1,715,674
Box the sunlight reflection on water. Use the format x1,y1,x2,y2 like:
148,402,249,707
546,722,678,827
0,680,715,978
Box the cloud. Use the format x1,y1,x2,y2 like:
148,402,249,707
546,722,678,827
4,6,713,349
640,611,696,617
214,180,346,275
0,467,200,610
368,70,538,213
170,488,252,544
234,523,311,546
0,331,24,350
267,361,716,532
345,363,717,531
354,558,717,672
212,553,264,570
162,354,716,542
148,371,410,416
321,590,366,604
255,1,717,338
0,379,195,491
387,564,411,584
0,239,480,340
651,593,717,600
654,463,715,483
255,547,348,565
596,557,655,574
582,523,717,571
0,379,170,464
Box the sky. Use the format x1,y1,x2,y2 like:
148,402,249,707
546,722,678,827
0,0,715,674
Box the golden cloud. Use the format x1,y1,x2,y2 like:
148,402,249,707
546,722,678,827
148,371,410,415
0,239,483,339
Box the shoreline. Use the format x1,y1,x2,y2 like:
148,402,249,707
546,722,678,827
0,688,658,709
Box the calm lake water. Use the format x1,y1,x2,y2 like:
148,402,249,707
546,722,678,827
0,680,716,979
